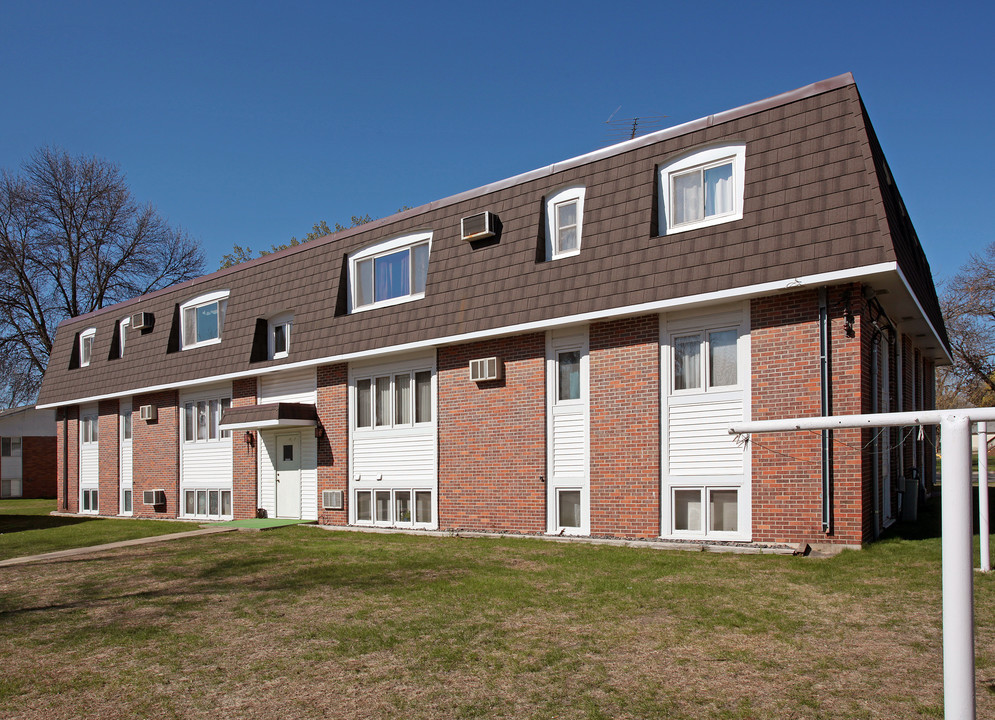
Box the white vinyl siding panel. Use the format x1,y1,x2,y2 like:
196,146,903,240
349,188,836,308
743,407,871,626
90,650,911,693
1,454,21,480
120,399,133,489
667,399,744,476
352,429,436,485
79,405,99,487
258,367,317,405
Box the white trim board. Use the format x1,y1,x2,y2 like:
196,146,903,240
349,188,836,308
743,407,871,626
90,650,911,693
39,262,904,408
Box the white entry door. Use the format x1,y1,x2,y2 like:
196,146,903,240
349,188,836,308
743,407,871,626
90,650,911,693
275,434,302,519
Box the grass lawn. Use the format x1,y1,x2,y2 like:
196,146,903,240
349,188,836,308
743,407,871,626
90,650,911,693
0,498,199,561
0,500,993,719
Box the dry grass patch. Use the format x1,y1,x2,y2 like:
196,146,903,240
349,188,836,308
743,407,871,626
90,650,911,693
0,508,992,719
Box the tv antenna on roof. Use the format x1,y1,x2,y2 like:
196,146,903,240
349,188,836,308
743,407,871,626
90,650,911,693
604,106,668,142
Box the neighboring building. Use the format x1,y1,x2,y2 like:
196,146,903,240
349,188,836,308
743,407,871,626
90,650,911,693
36,74,946,547
0,405,57,499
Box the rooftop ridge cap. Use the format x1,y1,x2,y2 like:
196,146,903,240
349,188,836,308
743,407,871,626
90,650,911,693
57,73,857,330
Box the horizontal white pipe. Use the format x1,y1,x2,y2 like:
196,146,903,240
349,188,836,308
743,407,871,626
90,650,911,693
730,408,995,435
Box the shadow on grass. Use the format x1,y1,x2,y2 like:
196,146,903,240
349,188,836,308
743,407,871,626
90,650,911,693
881,487,995,542
0,514,95,534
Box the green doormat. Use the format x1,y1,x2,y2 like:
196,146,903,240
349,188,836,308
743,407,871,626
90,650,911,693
209,518,316,530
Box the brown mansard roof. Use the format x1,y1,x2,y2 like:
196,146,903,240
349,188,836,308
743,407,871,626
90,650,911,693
37,73,947,407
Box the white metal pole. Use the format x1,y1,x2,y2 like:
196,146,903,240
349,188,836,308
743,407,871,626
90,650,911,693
941,414,976,720
979,422,991,573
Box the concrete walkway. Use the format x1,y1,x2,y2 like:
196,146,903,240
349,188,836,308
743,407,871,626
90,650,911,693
0,526,238,568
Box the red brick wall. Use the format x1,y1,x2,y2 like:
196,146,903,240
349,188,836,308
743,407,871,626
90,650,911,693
132,390,179,518
438,334,546,533
590,315,660,538
750,285,866,545
56,406,79,512
316,363,349,525
231,378,258,519
18,436,57,498
97,399,120,515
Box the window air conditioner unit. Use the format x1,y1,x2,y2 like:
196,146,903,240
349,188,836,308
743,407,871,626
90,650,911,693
469,357,503,382
143,489,166,505
322,490,344,510
131,311,152,330
460,211,496,241
139,404,157,421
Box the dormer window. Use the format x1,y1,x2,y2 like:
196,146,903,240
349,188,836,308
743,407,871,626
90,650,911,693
119,317,130,357
658,143,746,235
545,186,585,260
349,232,431,313
79,329,96,367
269,314,292,359
180,290,229,349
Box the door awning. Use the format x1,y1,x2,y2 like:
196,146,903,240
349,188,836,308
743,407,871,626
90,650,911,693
219,402,318,431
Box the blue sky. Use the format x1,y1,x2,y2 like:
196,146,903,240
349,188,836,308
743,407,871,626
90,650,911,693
2,0,991,285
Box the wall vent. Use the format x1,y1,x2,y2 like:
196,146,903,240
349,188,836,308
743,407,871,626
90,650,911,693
139,404,157,421
131,311,153,330
460,211,496,241
143,489,166,505
469,357,503,382
322,490,344,510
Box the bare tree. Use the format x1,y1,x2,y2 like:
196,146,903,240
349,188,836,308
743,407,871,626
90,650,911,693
0,147,204,405
939,240,995,407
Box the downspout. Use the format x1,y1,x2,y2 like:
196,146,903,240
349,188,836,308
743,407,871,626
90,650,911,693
871,334,880,539
818,288,832,534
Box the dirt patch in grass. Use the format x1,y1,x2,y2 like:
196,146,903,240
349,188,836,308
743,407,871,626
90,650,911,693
0,524,991,719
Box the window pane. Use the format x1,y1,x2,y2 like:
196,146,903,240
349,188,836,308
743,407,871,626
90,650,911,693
395,373,411,425
273,324,287,354
209,400,219,440
356,490,372,521
375,491,391,522
415,491,432,524
197,401,208,441
209,490,219,516
412,243,429,295
91,417,99,443
356,379,372,428
91,490,98,512
415,371,432,423
558,490,581,528
81,335,93,365
357,259,374,307
557,350,581,401
673,169,702,225
375,250,410,302
185,403,195,442
1,438,9,456
122,411,132,440
183,308,196,346
10,437,21,456
197,490,207,515
196,302,219,343
674,489,702,531
556,200,578,253
186,491,196,515
704,162,734,217
709,489,738,532
221,491,232,516
395,490,411,523
674,335,701,390
375,376,391,427
220,398,231,438
709,330,738,387
123,489,132,513
82,490,90,511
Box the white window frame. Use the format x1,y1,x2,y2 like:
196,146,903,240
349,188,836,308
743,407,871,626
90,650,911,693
180,290,229,350
670,326,741,395
119,317,130,357
182,488,233,520
269,313,293,360
1,436,21,457
81,414,99,444
182,396,232,444
348,232,432,313
669,484,743,538
658,143,746,235
353,368,434,431
80,487,99,514
545,186,586,260
79,328,96,367
353,487,434,529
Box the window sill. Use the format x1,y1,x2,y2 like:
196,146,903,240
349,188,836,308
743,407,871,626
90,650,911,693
182,337,222,351
351,292,425,314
